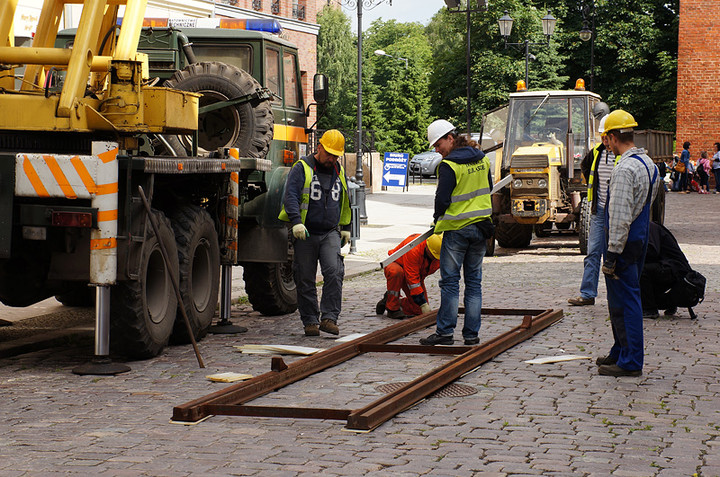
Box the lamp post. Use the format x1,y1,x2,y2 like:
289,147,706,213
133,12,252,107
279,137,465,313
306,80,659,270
497,10,557,88
337,0,392,225
444,0,488,137
579,1,595,91
374,49,408,68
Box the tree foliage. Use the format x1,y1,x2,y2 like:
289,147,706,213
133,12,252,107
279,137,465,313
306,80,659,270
315,0,679,154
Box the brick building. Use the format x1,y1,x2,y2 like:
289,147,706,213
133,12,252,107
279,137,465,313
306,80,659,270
677,2,720,157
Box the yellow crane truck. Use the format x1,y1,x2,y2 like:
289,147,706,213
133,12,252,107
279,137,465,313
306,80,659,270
0,1,326,363
481,81,667,253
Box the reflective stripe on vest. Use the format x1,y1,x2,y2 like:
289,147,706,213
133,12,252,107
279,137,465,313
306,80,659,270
587,143,602,204
434,156,492,233
278,159,352,225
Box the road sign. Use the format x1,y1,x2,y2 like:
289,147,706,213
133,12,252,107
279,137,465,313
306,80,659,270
382,152,409,188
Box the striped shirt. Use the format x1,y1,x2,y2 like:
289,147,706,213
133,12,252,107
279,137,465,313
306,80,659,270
595,149,615,209
607,147,659,255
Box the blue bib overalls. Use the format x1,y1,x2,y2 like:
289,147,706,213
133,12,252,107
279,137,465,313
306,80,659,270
604,155,658,371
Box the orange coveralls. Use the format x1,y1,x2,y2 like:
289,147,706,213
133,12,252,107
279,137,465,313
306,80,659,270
384,234,440,315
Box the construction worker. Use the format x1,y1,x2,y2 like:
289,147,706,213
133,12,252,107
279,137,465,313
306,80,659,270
598,110,659,377
420,119,493,346
279,129,351,337
375,233,442,319
568,112,616,306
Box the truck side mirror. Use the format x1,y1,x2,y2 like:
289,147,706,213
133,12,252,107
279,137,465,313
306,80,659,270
313,74,328,105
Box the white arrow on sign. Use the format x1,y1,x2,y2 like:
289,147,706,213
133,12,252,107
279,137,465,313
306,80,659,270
383,170,406,186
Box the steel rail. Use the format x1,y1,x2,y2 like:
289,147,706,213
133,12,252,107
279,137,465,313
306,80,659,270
172,308,563,430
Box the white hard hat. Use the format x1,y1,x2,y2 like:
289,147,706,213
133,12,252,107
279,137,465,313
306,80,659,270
427,119,455,147
598,114,609,136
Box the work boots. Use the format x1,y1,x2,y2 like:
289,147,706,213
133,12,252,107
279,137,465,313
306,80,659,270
375,292,388,315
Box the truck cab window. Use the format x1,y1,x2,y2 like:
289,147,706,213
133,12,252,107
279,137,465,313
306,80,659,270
266,48,281,103
192,45,252,74
283,52,300,109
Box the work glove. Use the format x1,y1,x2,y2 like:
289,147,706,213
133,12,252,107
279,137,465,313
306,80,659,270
601,252,619,279
420,303,431,314
292,223,309,240
340,230,351,247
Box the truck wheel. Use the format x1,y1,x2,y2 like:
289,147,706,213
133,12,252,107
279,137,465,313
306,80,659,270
495,222,532,249
651,185,665,225
242,261,297,316
111,210,179,359
169,206,219,344
578,196,591,255
485,236,495,257
164,61,274,158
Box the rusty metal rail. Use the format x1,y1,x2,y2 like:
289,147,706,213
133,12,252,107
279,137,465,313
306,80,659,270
172,307,563,430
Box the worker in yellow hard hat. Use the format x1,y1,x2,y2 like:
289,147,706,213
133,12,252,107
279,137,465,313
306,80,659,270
375,233,442,319
279,129,351,337
597,109,659,377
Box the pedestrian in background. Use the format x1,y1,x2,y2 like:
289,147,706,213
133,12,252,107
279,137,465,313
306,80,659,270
679,141,691,193
568,114,615,307
376,233,442,319
598,110,659,377
697,151,711,194
279,129,352,336
713,142,720,194
420,119,493,346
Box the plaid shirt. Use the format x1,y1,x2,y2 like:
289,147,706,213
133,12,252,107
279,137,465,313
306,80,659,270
606,147,659,255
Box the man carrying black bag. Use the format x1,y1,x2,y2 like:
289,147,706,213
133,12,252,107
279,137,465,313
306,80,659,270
641,222,706,319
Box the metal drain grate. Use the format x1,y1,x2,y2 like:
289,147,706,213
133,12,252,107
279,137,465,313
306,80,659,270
375,382,477,398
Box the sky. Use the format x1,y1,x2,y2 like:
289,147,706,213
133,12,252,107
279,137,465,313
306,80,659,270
342,0,445,32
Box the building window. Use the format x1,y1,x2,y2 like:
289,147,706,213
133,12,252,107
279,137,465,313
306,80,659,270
292,0,306,20
271,0,280,14
252,0,262,10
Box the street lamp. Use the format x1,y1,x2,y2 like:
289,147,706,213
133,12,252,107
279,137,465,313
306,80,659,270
579,1,596,91
444,0,488,137
374,49,408,68
497,10,557,89
337,0,392,225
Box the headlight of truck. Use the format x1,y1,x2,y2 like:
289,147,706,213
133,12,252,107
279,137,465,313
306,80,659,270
513,179,523,188
537,179,547,188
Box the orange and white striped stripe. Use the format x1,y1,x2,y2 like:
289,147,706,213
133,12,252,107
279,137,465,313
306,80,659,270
221,147,240,264
15,142,119,285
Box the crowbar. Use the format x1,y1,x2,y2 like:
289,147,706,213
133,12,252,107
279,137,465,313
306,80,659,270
379,174,513,269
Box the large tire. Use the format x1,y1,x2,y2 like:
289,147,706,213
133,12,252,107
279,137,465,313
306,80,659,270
111,210,179,359
578,196,591,255
496,222,533,249
651,185,666,225
242,261,297,316
169,206,220,344
164,61,274,158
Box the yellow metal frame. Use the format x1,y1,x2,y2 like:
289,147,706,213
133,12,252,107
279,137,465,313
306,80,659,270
0,0,197,134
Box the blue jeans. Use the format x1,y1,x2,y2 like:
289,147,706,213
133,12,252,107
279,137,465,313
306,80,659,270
579,206,605,300
436,225,486,339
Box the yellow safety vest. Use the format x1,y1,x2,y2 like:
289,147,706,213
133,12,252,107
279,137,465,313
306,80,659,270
278,159,351,226
434,156,492,233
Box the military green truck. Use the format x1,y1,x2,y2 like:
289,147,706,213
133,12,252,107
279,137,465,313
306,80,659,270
481,83,667,254
0,15,323,359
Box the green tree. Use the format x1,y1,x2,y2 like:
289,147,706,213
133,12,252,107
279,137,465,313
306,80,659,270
316,5,357,131
363,20,433,155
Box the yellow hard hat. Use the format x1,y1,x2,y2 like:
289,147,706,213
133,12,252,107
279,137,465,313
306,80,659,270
319,129,345,156
603,110,638,134
426,233,443,259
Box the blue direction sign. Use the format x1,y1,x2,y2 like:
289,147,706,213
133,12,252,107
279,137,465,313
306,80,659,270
382,152,409,188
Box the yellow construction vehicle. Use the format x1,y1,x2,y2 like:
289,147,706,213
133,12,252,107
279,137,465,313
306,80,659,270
0,1,326,369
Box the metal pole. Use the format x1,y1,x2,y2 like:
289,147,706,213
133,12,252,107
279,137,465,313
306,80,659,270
465,8,472,136
590,10,595,91
355,1,368,224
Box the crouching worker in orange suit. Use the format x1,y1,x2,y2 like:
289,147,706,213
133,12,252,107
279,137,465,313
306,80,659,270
375,233,442,319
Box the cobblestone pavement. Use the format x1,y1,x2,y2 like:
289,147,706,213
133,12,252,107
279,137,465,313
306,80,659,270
0,191,718,476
